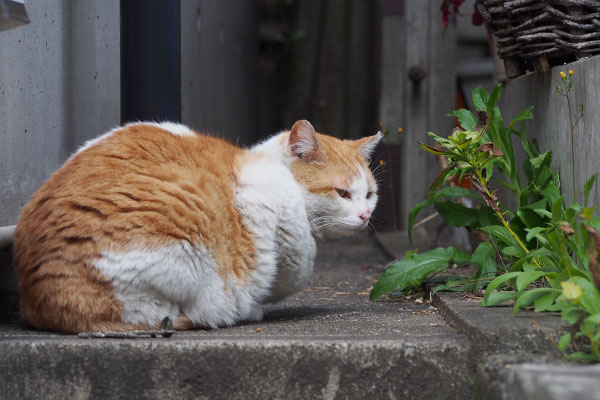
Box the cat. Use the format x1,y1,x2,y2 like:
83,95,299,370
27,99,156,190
14,119,381,333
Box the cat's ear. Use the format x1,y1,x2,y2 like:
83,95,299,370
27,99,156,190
289,120,324,162
355,131,383,162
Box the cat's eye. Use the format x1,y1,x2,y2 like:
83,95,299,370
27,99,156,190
335,188,351,199
366,191,375,199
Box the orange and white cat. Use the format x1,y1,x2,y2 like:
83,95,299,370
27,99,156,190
14,120,381,333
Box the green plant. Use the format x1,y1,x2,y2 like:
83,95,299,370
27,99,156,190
370,82,600,362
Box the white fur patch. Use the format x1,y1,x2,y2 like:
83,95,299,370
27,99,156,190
235,143,316,303
148,121,196,137
94,241,262,328
71,127,121,158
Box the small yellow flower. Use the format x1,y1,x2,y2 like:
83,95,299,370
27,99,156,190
398,128,403,134
561,281,583,302
560,71,566,79
379,159,385,166
569,69,574,76
581,207,594,221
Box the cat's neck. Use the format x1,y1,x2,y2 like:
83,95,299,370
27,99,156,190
249,132,292,165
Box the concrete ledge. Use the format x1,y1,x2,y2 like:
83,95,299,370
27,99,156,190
0,336,472,400
434,293,566,356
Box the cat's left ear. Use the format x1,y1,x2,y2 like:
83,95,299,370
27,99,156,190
355,131,383,162
289,120,325,162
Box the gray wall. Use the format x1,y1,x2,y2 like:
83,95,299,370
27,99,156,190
379,0,457,228
0,1,121,227
0,0,260,228
181,0,258,145
498,56,600,208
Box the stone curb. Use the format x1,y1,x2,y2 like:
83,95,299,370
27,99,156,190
0,336,472,400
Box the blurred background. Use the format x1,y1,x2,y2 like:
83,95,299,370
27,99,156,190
0,0,498,231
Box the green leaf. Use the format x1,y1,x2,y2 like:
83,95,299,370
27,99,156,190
533,209,552,219
513,287,561,315
471,242,499,288
558,333,571,352
488,84,502,109
471,242,496,267
552,196,565,222
472,86,490,112
434,201,480,227
427,165,455,201
524,227,550,247
585,314,600,326
501,245,526,259
525,227,547,243
566,203,581,224
534,167,553,188
530,151,552,170
479,259,499,288
432,278,477,294
511,248,560,271
479,225,518,247
370,247,470,300
508,106,534,131
517,208,545,229
448,109,478,130
483,272,522,303
480,291,520,306
479,205,500,226
561,306,584,324
513,120,538,159
534,292,557,312
516,270,548,291
419,142,449,155
566,352,598,363
542,183,561,208
584,174,597,206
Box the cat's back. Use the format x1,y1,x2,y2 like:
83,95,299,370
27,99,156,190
16,122,244,248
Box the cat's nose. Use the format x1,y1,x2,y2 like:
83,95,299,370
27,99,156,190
359,210,371,222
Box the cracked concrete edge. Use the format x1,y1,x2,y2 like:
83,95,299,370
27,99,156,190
0,338,474,400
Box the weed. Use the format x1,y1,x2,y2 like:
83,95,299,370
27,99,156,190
371,81,600,362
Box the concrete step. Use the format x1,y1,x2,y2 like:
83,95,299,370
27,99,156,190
0,234,473,400
1,232,599,399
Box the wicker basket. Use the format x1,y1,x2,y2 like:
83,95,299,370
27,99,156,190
478,0,600,78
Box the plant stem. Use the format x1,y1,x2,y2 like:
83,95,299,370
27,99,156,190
565,83,577,203
558,238,572,278
474,170,543,268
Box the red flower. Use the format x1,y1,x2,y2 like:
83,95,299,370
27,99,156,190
440,0,467,28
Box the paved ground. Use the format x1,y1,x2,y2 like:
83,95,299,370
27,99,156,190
1,231,599,399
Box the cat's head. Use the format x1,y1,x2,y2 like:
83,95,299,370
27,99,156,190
287,120,382,240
